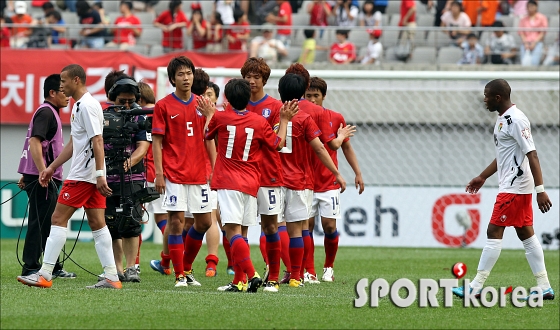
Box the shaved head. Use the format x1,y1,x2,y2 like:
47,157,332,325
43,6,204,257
485,79,511,100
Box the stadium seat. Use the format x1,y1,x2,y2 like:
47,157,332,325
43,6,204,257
128,44,149,55
154,1,171,16
383,47,400,63
102,0,119,13
137,12,156,25
437,46,463,64
107,12,120,24
386,1,400,15
479,31,492,46
417,14,433,27
292,28,309,47
292,13,309,27
200,1,214,16
139,28,162,46
380,30,401,48
545,16,559,44
409,46,437,64
539,1,559,15
426,31,454,48
499,16,514,29
318,29,335,47
288,46,303,62
150,44,164,57
61,12,78,25
348,29,370,48
315,50,328,62
389,13,401,26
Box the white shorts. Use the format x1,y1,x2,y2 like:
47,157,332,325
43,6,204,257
283,188,313,222
211,190,218,210
257,187,284,216
310,190,341,219
146,181,166,214
217,189,257,227
162,179,211,214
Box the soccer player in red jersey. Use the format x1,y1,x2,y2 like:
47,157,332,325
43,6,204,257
241,57,289,291
198,78,298,292
152,56,216,287
277,73,347,288
305,77,364,283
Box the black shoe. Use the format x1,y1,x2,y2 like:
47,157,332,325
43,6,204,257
52,269,77,279
247,272,262,293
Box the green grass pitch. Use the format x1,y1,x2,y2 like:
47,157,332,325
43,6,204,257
1,239,558,329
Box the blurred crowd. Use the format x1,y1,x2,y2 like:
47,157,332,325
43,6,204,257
0,0,558,66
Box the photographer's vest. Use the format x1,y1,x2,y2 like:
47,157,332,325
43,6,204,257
18,103,64,181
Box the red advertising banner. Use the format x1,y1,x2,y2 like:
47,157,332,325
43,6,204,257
0,49,247,125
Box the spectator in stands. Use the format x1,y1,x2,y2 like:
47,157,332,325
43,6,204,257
331,0,359,27
461,0,480,27
358,29,382,65
10,1,35,48
154,0,188,53
399,0,416,42
76,0,105,49
206,11,223,52
518,0,547,66
484,20,517,64
133,0,159,13
441,1,472,47
480,0,499,29
1,16,11,48
226,7,249,51
45,11,67,45
107,1,141,50
254,0,278,25
308,0,331,29
372,0,387,14
215,0,235,25
41,2,55,16
65,0,77,13
266,0,292,47
250,23,287,63
543,34,559,66
298,29,328,64
458,33,483,64
511,0,527,19
359,1,379,27
425,0,450,28
187,2,207,50
329,29,356,64
92,1,110,25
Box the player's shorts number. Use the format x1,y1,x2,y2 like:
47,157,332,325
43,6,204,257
268,189,276,205
202,188,208,203
279,122,292,154
187,122,193,136
331,196,339,210
226,125,254,161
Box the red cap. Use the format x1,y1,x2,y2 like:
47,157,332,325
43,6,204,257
367,29,382,38
191,2,201,10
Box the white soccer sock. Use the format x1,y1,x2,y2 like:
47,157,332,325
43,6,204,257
470,239,502,289
92,226,119,282
39,225,68,281
522,235,551,290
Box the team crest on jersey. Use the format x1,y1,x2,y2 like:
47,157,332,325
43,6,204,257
166,195,177,206
63,192,70,200
521,127,531,139
262,108,271,118
196,110,203,117
71,114,75,122
500,215,507,222
498,123,503,132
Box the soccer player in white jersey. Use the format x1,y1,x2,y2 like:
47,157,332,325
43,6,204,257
17,64,121,289
452,79,554,300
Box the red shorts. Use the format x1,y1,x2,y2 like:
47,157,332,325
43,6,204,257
490,193,533,228
58,180,106,209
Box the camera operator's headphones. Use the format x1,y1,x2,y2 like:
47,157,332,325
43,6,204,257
108,78,140,102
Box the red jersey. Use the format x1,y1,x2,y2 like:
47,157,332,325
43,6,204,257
313,109,348,192
227,21,249,50
206,108,281,197
188,20,208,49
154,10,188,49
246,94,284,187
1,26,10,47
279,112,321,191
113,15,142,44
330,42,356,63
277,1,292,36
207,24,223,44
309,2,329,27
152,93,207,184
399,0,416,26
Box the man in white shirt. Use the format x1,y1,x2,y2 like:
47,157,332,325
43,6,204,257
17,64,121,290
249,23,287,63
452,79,554,301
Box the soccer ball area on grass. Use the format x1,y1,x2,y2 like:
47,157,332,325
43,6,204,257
1,239,558,329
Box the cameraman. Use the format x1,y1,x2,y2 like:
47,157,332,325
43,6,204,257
103,76,150,282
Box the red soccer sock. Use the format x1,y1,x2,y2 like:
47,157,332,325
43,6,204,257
183,227,204,272
135,234,142,265
231,234,256,279
168,235,184,277
301,230,311,279
265,232,281,282
259,231,269,264
222,230,233,268
160,250,171,268
205,254,219,270
156,219,167,234
306,232,316,276
278,226,291,271
289,237,304,281
324,230,340,268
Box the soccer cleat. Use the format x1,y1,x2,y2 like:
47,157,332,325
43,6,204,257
521,288,555,301
226,266,235,275
17,273,52,288
322,267,334,282
289,279,304,287
451,286,481,299
263,265,270,283
304,272,321,284
150,260,171,275
175,275,188,287
224,282,244,292
52,269,77,279
86,278,122,289
98,272,125,282
123,267,141,283
184,270,201,286
205,268,217,277
279,270,291,284
246,272,263,293
263,281,280,292
135,264,141,274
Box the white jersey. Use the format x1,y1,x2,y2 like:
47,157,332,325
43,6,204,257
493,105,536,194
66,92,105,184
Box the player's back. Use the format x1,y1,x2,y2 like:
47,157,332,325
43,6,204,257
246,94,284,187
152,93,207,184
208,108,280,197
279,111,322,191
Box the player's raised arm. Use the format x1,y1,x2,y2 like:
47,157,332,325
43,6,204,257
466,158,497,194
526,151,552,213
309,137,346,193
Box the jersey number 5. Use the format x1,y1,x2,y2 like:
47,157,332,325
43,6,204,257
187,122,193,136
226,125,254,161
